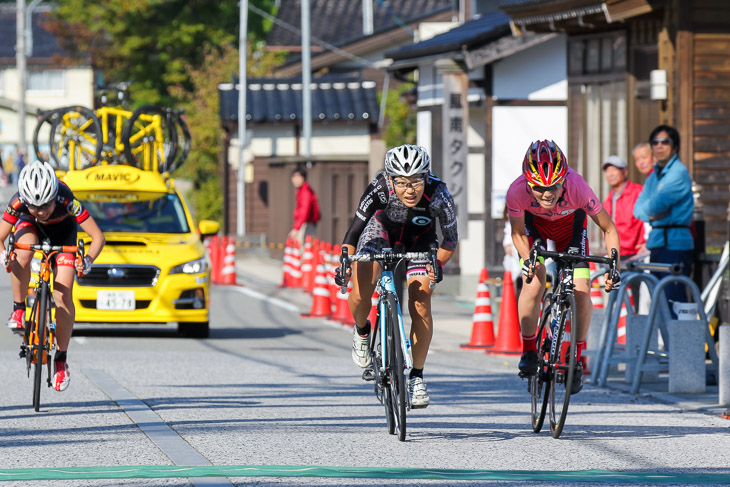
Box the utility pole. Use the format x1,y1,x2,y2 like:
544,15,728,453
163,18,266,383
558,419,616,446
16,0,27,157
237,0,248,237
301,0,311,160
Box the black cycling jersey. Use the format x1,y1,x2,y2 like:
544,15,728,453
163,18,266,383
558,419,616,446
343,171,458,253
3,181,90,227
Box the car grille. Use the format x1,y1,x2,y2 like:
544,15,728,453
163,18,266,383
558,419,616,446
77,265,160,287
80,299,152,310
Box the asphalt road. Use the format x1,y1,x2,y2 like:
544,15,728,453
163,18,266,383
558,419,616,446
1,269,730,486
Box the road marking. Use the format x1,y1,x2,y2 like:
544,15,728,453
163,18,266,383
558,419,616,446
0,465,727,483
85,369,233,487
229,285,301,312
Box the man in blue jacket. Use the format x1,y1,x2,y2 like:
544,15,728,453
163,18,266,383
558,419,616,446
633,124,694,307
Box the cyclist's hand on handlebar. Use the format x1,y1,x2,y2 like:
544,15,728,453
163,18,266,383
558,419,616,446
334,266,350,287
603,270,620,292
427,261,444,284
521,257,537,279
1,249,15,270
77,256,93,276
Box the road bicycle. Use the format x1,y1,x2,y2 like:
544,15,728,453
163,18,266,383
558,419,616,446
5,235,85,412
523,240,618,438
339,244,438,441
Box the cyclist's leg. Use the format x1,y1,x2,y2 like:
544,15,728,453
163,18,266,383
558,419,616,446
52,258,76,352
349,261,379,326
9,222,38,304
406,273,433,370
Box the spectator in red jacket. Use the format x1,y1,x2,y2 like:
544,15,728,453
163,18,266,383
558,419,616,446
287,167,321,247
602,155,646,258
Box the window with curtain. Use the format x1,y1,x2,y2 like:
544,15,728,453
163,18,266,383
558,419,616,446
27,70,65,92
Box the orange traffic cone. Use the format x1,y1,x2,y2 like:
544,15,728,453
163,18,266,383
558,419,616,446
209,235,221,284
590,262,604,310
221,236,237,285
301,252,332,318
461,268,496,349
487,270,522,355
300,236,315,292
279,238,292,288
289,240,303,288
331,280,355,325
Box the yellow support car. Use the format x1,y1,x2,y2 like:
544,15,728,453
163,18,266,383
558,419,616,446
61,164,219,337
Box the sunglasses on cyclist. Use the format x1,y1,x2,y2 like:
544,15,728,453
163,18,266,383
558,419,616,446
391,176,425,190
651,138,672,147
27,201,55,211
530,182,563,193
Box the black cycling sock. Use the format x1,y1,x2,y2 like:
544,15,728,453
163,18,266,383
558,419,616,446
409,368,423,379
13,301,24,311
54,351,67,363
356,320,371,336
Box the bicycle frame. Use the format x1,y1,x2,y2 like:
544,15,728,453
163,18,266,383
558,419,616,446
376,268,413,372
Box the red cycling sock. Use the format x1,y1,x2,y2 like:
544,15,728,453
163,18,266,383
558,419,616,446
522,333,538,353
576,341,586,361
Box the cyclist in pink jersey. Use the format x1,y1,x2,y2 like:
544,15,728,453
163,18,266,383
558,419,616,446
506,140,620,393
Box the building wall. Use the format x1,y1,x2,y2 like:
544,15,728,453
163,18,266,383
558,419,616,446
0,67,93,151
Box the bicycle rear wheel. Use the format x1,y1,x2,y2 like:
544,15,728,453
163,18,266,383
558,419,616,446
122,105,178,171
549,293,577,438
385,294,407,441
49,106,102,170
530,294,552,433
32,284,50,412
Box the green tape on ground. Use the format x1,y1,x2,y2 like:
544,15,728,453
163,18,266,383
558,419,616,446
0,466,727,483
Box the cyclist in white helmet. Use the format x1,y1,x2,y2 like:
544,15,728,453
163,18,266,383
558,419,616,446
0,160,105,392
337,144,459,408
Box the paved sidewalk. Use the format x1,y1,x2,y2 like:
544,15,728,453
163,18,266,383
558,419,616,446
233,246,729,419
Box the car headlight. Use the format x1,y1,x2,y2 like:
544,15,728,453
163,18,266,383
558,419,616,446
169,257,207,275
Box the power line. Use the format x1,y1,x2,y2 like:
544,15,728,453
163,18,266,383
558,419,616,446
248,3,372,67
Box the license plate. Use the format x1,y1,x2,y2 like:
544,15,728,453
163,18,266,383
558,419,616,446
97,291,135,310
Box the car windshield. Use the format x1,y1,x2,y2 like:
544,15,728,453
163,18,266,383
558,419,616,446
77,192,190,234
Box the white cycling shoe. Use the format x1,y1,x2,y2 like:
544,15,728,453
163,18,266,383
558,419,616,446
409,376,430,408
351,326,372,368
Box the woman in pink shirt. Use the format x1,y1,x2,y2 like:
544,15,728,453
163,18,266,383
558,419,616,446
506,140,620,393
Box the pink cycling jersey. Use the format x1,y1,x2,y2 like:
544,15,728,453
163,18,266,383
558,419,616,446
506,168,602,221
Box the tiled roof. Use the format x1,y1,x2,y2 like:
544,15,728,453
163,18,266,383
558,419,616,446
0,5,71,61
219,76,379,124
266,0,455,48
386,11,511,61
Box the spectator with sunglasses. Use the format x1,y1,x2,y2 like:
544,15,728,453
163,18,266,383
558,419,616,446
506,140,620,393
633,125,694,308
0,160,105,392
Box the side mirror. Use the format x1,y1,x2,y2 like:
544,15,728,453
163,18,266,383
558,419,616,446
198,220,220,239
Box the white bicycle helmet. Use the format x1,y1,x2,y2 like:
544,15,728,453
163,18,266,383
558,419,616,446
384,144,431,177
18,160,58,207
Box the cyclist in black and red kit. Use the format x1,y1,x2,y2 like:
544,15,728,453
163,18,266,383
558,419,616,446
338,144,458,408
0,160,105,392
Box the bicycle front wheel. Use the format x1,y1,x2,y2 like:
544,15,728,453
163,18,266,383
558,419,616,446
549,293,578,438
384,294,407,441
530,294,552,433
32,283,50,412
122,106,178,171
49,106,102,170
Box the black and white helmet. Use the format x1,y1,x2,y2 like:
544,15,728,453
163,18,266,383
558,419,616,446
384,144,431,177
18,160,58,207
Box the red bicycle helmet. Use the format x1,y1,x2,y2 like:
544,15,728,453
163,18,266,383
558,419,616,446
522,140,568,187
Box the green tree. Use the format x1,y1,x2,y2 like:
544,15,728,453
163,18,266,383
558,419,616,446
381,82,417,149
169,42,286,223
45,0,276,107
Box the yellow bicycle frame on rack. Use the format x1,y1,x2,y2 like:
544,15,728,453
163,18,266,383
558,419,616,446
125,112,166,172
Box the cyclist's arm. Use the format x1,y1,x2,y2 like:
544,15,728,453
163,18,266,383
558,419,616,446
342,173,388,248
589,209,620,264
508,214,532,262
0,219,12,254
79,215,106,263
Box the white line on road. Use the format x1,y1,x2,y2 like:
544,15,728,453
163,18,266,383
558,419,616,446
229,285,301,312
85,369,233,487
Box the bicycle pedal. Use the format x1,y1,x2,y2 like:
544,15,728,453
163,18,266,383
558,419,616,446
18,348,26,359
362,369,375,381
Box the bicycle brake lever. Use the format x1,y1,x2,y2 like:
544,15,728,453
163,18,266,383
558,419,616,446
339,247,349,294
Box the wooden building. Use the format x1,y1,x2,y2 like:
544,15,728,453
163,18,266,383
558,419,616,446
501,0,730,248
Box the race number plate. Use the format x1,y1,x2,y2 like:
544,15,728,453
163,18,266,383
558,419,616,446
97,290,135,310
